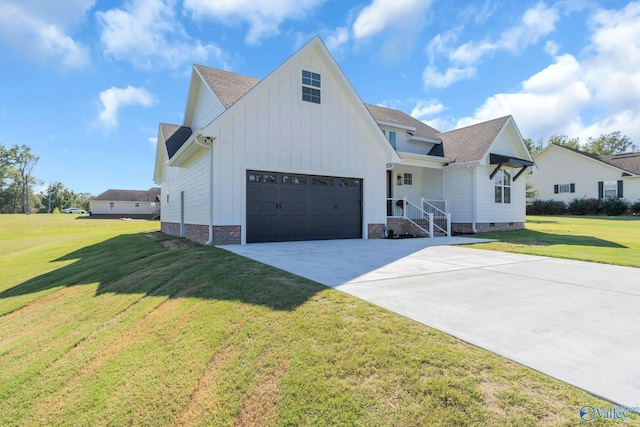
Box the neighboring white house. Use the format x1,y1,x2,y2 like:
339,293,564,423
153,36,533,245
91,188,161,219
529,144,640,203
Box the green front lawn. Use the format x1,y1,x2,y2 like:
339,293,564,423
465,215,640,267
0,214,636,426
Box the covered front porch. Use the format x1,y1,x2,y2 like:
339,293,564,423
385,160,451,238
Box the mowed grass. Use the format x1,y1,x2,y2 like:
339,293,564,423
1,215,637,426
465,215,640,267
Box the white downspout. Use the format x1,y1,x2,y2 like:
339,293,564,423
466,165,478,233
195,135,215,245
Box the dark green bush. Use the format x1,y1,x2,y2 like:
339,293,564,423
630,200,640,215
568,197,587,215
568,197,601,215
600,197,629,216
527,199,567,215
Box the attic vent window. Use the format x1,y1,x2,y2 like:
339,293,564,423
302,70,321,104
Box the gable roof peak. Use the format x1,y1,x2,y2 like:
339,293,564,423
438,115,512,163
194,64,261,109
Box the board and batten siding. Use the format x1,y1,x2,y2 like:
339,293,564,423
530,145,638,202
203,45,389,243
475,127,528,224
488,124,530,161
444,167,473,223
190,79,225,131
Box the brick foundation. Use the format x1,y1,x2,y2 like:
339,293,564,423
367,223,385,239
386,218,429,238
452,222,525,234
161,222,181,237
161,222,241,245
184,224,210,245
213,225,241,245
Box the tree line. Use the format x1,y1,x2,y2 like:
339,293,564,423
524,131,638,156
0,143,91,214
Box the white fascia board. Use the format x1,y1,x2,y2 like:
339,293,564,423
443,160,481,169
377,121,416,131
153,126,167,183
409,135,441,144
397,151,452,168
182,68,200,128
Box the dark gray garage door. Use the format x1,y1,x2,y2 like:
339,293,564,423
246,171,362,243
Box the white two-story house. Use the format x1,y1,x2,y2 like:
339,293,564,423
153,36,533,245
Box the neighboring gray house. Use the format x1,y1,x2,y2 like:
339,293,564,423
91,188,161,219
529,144,640,203
153,36,533,245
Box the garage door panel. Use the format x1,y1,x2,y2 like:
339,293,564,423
247,170,362,243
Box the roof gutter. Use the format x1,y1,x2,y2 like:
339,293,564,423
194,134,215,245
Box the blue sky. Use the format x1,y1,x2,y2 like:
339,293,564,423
1,0,639,196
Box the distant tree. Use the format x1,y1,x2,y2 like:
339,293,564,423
12,145,39,213
548,134,580,149
37,182,92,213
583,131,637,156
0,144,11,189
526,182,539,203
523,138,543,155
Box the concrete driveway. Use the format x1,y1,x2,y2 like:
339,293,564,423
220,238,640,408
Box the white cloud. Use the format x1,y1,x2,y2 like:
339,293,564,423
451,2,559,65
97,0,224,70
325,27,350,51
454,53,591,139
425,2,560,89
148,136,158,147
184,0,325,45
411,99,445,120
0,0,92,70
423,65,476,89
352,0,433,40
97,86,157,129
583,2,640,111
449,40,495,66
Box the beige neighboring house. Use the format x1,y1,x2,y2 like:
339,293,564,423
153,36,533,245
529,144,640,203
90,188,161,219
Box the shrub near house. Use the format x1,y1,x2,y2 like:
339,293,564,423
528,196,635,216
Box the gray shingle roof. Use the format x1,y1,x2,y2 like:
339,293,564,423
160,123,192,159
194,65,260,109
183,65,516,165
439,116,511,163
365,103,441,140
602,153,640,175
555,144,640,175
93,188,161,202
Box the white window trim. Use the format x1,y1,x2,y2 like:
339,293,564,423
301,68,321,104
494,168,511,204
